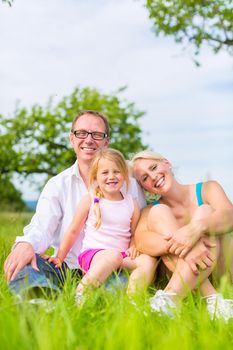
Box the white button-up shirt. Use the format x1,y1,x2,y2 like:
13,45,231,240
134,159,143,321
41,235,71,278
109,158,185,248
15,161,146,268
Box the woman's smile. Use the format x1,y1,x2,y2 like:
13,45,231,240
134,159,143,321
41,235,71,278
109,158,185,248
154,176,165,189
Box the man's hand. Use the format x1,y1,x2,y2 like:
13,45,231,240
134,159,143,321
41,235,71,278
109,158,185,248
125,246,140,260
165,223,202,257
184,237,217,274
4,242,39,282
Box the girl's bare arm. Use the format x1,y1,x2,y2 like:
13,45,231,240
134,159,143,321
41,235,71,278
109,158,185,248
55,194,91,263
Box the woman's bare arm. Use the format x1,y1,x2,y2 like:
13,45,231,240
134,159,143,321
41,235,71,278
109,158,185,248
201,181,233,235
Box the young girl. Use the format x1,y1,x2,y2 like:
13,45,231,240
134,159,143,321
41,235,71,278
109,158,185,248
132,150,233,320
49,148,157,303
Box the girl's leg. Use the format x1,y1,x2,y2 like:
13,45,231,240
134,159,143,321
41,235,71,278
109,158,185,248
121,255,158,295
77,249,123,293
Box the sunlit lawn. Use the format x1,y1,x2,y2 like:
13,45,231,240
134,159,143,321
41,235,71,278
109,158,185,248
0,212,233,350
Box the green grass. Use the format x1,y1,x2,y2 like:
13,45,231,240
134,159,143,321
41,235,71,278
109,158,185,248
0,212,233,350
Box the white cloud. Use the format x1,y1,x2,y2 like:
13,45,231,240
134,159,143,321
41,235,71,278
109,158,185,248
0,0,232,200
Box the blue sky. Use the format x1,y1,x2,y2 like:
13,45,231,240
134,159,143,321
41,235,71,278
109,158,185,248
0,0,233,201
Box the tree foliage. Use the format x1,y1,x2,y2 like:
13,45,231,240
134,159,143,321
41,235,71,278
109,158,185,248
0,175,26,211
145,0,233,57
0,87,146,189
2,0,13,6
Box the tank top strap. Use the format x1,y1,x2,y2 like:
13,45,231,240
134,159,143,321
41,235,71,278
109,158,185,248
151,200,160,205
196,182,204,206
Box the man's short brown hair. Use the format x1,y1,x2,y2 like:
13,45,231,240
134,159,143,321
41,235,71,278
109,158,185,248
71,110,110,137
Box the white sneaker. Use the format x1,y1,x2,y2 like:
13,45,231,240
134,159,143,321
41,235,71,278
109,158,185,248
75,292,84,306
149,290,177,318
205,294,233,322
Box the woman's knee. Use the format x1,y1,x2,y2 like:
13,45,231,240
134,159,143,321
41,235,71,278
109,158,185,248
147,204,174,230
149,204,172,217
193,204,214,220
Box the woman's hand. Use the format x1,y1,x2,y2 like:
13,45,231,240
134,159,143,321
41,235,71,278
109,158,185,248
126,246,140,260
184,237,217,274
165,222,203,257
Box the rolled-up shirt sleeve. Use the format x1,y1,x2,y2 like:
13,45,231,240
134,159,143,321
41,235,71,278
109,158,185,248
15,179,62,253
128,177,146,209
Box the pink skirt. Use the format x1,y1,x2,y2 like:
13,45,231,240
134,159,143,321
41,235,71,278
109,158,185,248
78,248,127,273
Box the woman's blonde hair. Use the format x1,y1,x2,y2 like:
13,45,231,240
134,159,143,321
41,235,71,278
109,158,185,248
88,148,129,229
131,150,164,165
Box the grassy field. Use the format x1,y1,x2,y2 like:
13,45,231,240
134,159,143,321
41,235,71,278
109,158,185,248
0,212,233,350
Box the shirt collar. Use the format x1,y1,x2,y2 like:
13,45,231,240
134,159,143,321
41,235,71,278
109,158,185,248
71,160,82,180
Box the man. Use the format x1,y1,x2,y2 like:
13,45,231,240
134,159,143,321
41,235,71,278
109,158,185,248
4,110,146,296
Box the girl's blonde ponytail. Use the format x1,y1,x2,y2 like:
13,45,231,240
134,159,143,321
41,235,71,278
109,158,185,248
93,186,103,229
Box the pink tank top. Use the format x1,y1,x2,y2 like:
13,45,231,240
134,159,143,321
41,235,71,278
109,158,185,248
81,194,134,252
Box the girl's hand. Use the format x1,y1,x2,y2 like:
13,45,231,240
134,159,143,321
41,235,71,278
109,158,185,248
126,246,140,260
41,255,62,268
41,254,51,261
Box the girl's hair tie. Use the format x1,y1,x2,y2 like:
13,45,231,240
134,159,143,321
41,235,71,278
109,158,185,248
94,197,99,204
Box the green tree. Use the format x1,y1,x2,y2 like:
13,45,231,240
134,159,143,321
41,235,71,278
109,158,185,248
0,87,146,192
0,175,26,211
145,0,233,57
2,0,13,6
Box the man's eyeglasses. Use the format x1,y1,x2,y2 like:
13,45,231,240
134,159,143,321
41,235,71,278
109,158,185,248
72,130,108,140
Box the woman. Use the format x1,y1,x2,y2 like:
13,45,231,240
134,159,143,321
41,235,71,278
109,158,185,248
131,150,233,320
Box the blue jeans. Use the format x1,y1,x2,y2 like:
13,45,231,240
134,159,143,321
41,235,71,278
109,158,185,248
9,254,128,297
9,254,82,297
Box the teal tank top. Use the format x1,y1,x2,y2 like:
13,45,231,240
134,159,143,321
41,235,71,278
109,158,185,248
195,182,203,206
151,182,204,206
